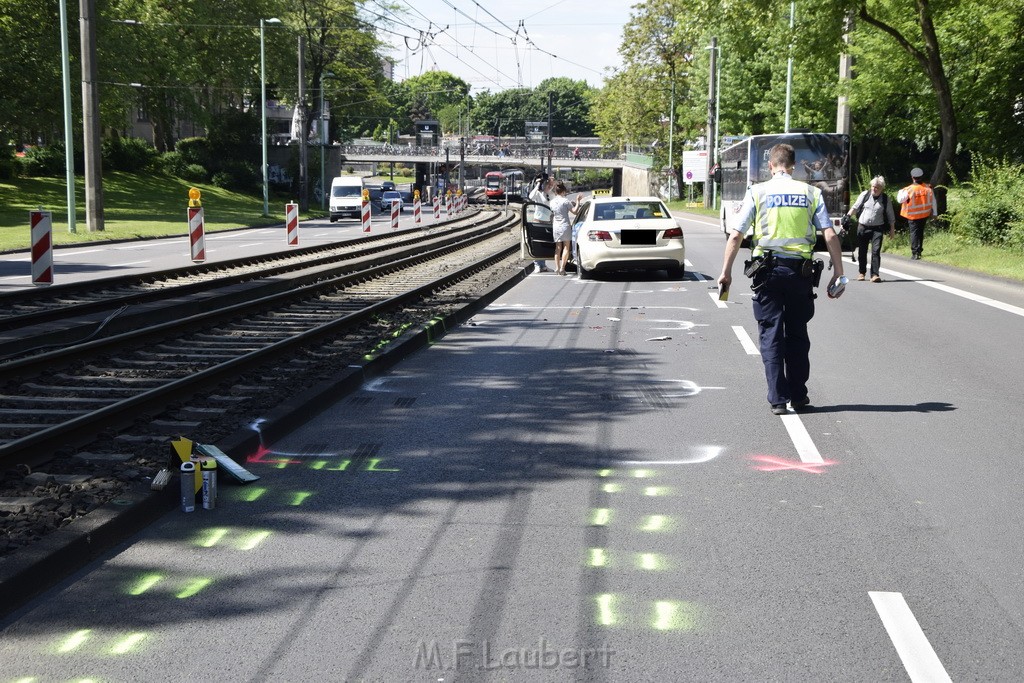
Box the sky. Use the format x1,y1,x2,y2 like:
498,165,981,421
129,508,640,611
369,0,635,93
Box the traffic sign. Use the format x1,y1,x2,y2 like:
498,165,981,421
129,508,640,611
682,150,708,184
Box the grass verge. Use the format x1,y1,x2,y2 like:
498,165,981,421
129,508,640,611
0,172,319,252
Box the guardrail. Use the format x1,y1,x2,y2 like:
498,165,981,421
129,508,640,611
338,144,622,162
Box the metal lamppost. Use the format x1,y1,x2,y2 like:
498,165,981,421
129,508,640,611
260,17,281,217
668,77,676,201
784,1,795,132
58,0,76,232
320,71,334,211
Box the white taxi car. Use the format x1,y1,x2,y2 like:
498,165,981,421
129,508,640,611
523,195,685,279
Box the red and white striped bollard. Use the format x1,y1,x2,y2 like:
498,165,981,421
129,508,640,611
360,189,371,233
285,202,299,245
432,195,440,221
390,198,400,230
30,209,53,286
413,191,422,225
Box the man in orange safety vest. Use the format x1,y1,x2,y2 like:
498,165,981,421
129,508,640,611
897,167,938,260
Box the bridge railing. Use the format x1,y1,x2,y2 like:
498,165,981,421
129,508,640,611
338,144,621,162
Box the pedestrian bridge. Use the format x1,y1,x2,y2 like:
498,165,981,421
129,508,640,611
336,145,657,196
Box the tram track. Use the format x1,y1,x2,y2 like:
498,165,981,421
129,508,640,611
0,208,529,574
0,211,522,471
0,209,508,357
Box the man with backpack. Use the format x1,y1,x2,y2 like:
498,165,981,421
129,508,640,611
847,176,896,282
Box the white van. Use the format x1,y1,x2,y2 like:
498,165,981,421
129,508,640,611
329,176,365,222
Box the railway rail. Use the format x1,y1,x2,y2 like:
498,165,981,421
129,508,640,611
0,208,508,353
0,208,528,568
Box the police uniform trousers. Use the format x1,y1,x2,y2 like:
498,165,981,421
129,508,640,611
751,258,815,406
907,218,927,258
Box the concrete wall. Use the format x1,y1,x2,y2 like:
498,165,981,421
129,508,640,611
620,164,653,197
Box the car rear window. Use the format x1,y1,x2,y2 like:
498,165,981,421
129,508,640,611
594,201,668,220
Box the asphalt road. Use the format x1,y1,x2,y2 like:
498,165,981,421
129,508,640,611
1,213,1022,681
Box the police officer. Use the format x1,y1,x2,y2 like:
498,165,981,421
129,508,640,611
897,167,938,260
717,143,845,415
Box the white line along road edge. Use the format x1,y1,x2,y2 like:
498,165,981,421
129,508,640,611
869,591,952,683
846,257,1024,318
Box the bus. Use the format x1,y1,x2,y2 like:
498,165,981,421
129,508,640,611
719,132,850,244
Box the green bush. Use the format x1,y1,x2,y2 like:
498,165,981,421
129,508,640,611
175,137,213,169
18,144,67,177
102,137,157,173
156,151,187,177
211,171,235,189
181,163,208,183
0,145,16,180
947,154,1024,252
211,161,259,192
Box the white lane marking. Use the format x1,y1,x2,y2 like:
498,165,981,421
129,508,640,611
709,292,728,309
60,248,105,256
733,322,825,464
845,257,1024,319
14,249,114,260
119,260,152,266
732,325,759,355
672,213,719,227
779,414,823,463
236,242,264,249
869,591,952,683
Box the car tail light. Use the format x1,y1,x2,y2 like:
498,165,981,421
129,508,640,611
587,230,613,242
663,227,683,239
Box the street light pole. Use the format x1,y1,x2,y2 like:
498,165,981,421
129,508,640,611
784,1,795,132
260,18,280,217
58,0,76,233
705,37,717,209
320,73,328,211
668,76,675,202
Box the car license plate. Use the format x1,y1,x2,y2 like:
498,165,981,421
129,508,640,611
619,230,656,246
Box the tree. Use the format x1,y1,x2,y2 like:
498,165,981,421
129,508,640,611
531,78,595,137
398,71,470,131
856,0,957,186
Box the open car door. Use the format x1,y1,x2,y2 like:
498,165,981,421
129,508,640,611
520,200,555,260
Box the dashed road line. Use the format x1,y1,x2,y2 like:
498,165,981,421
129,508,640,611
869,591,952,683
733,324,826,464
732,325,759,355
779,414,823,464
709,292,728,309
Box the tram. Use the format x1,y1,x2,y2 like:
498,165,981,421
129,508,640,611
484,169,526,203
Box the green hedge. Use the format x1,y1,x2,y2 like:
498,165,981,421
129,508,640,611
947,155,1024,252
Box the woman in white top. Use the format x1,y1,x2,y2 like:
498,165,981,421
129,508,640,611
549,181,580,275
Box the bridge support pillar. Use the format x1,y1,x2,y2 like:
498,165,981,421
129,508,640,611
612,168,623,197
